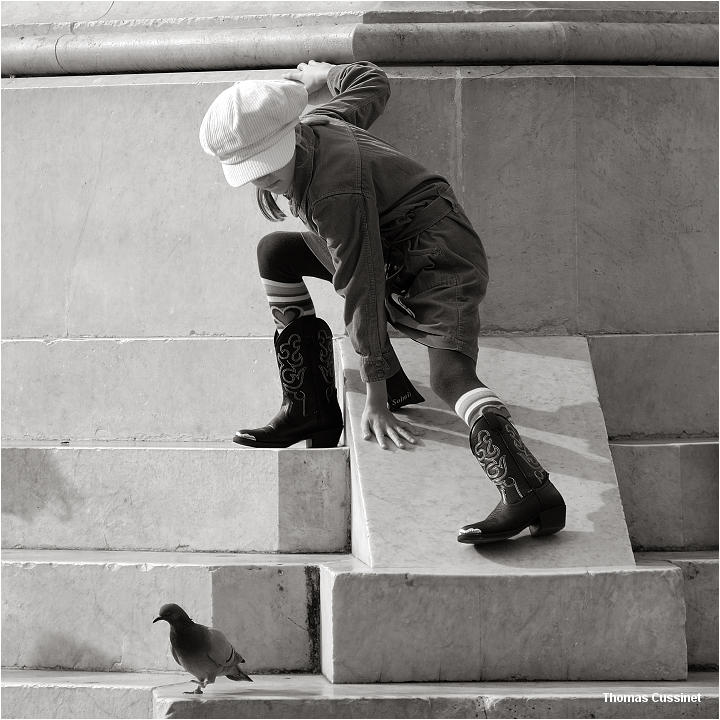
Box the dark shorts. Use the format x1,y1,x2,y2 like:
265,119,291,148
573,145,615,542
384,205,489,361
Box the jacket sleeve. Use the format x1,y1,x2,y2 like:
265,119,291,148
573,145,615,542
311,191,401,383
308,62,390,131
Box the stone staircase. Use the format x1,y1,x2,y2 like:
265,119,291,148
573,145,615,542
2,2,718,718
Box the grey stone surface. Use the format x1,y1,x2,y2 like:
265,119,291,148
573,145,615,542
153,673,719,719
343,337,634,570
640,552,719,668
588,334,718,439
575,74,718,335
320,563,687,682
458,67,717,336
1,337,345,441
1,550,340,673
485,693,717,719
210,564,320,674
611,440,718,549
1,444,349,552
3,18,717,75
0,76,344,339
2,67,717,337
3,2,716,28
3,670,717,720
460,70,577,334
1,670,185,719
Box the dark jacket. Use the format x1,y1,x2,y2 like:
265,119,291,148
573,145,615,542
287,62,453,383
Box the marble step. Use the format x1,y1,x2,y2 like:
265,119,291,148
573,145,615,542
1,442,349,553
3,68,716,340
1,336,345,442
611,440,718,550
319,555,692,683
154,673,720,719
1,670,187,720
2,670,717,720
1,550,347,674
638,552,719,669
3,549,713,683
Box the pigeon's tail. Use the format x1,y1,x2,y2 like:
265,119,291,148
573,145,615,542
226,666,253,682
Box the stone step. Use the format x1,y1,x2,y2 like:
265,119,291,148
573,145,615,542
588,333,718,439
154,673,720,719
1,442,349,553
1,550,347,673
638,552,719,670
3,66,716,338
2,670,717,720
318,556,689,683
4,550,711,683
1,670,187,720
1,337,344,441
611,440,718,550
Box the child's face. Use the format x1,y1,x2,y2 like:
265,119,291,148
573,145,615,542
250,152,296,195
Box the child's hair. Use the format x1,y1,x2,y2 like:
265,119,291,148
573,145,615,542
254,121,319,222
256,188,286,222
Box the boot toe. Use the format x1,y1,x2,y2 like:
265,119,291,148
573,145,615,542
457,524,485,544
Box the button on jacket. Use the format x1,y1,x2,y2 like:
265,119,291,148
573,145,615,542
287,62,487,382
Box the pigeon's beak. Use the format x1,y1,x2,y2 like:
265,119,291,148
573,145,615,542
152,616,162,623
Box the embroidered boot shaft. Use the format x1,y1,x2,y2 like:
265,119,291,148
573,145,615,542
234,316,343,448
458,408,566,544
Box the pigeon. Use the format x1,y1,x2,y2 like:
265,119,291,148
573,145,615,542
153,603,253,694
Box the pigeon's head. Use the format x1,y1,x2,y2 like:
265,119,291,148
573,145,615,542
153,603,192,626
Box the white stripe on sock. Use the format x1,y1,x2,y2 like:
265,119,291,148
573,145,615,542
455,388,504,427
266,294,312,303
261,278,308,288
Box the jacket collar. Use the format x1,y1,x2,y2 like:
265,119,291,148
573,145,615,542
286,123,316,219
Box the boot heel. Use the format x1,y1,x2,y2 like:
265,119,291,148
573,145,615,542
306,428,342,449
529,504,566,537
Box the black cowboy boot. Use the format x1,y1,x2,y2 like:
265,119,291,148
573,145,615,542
386,366,425,412
233,316,343,448
457,408,566,544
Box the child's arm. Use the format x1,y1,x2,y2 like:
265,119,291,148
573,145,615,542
284,60,390,130
313,192,416,449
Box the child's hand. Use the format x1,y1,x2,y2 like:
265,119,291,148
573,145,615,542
361,404,417,451
282,60,334,94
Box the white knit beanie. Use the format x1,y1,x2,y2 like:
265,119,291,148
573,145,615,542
199,79,308,187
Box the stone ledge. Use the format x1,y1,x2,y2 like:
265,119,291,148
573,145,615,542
1,550,349,673
639,552,719,669
320,562,687,682
2,670,717,720
588,334,718,439
2,21,717,77
1,669,186,720
0,338,346,441
154,673,720,719
2,69,716,337
611,440,718,550
2,1,716,32
1,443,350,553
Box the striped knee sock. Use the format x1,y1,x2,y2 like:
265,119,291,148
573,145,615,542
261,278,316,330
455,387,510,428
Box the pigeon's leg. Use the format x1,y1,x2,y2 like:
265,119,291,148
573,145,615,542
184,680,203,695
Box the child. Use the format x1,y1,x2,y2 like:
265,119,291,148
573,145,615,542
199,61,566,544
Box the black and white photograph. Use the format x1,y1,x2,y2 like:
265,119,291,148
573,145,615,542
1,1,718,719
